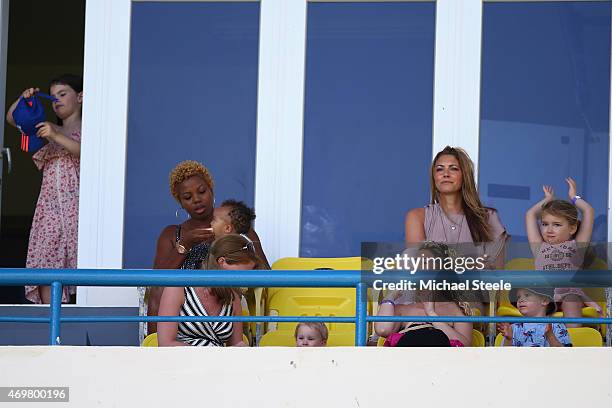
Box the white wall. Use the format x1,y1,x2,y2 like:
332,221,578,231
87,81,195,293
2,347,612,407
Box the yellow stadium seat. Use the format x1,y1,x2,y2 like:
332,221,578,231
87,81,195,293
140,331,250,346
495,327,602,347
268,257,372,334
141,332,158,347
265,287,356,332
375,329,484,347
471,329,485,347
259,328,353,347
567,327,603,346
505,258,535,271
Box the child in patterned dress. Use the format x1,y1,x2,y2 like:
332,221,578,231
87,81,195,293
5,75,83,304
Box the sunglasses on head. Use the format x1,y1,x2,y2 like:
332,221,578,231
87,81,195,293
223,241,256,257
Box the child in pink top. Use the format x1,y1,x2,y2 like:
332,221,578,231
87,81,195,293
525,178,602,327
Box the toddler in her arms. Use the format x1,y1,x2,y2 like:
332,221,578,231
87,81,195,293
525,177,602,326
295,322,328,347
211,199,255,237
211,199,270,270
498,288,571,347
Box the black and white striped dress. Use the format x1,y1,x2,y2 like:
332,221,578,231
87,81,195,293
176,287,233,347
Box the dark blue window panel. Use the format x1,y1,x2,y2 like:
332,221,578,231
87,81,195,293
479,2,610,243
300,3,436,257
487,184,531,200
124,2,260,268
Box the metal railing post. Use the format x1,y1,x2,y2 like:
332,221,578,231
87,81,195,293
355,282,367,346
49,281,62,346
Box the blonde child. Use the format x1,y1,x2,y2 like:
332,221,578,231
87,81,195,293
295,322,328,347
525,177,602,327
498,288,571,347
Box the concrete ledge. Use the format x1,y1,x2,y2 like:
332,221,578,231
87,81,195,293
1,347,611,407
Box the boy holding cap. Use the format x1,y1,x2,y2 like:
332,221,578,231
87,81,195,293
498,288,572,347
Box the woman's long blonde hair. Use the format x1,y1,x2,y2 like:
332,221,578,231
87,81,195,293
201,234,265,306
430,146,493,243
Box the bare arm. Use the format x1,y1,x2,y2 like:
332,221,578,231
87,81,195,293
35,123,81,157
148,225,188,333
227,293,247,347
545,324,563,347
497,323,513,346
153,225,187,270
525,185,553,256
6,87,39,128
157,287,188,347
405,208,426,247
247,228,271,269
574,198,594,243
374,290,402,337
567,178,594,244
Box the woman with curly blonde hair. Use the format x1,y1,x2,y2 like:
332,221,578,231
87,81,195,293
147,160,268,334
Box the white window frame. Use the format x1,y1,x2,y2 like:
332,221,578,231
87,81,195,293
78,0,612,306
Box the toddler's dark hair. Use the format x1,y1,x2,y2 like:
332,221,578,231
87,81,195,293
221,199,255,234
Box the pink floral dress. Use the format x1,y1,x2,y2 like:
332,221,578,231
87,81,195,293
25,131,80,303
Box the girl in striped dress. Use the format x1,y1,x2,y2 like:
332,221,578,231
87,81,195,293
157,234,264,346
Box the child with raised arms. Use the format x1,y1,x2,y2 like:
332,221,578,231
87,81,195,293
525,177,602,326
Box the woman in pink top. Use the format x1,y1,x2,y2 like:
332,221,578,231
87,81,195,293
6,75,82,304
404,146,508,268
525,178,601,327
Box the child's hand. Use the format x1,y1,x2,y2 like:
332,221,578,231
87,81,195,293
586,301,604,317
35,122,61,141
21,88,39,99
544,323,556,339
566,177,578,200
497,322,513,340
542,185,554,201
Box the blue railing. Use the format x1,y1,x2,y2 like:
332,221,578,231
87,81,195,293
0,268,611,346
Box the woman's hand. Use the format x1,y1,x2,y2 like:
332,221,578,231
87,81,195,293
35,121,61,141
22,87,40,99
543,185,554,202
180,224,215,249
497,322,513,340
566,177,577,200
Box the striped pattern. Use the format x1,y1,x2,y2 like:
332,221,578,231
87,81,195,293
176,287,233,347
21,134,29,152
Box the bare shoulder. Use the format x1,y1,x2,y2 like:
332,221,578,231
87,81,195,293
405,207,425,223
158,225,177,240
